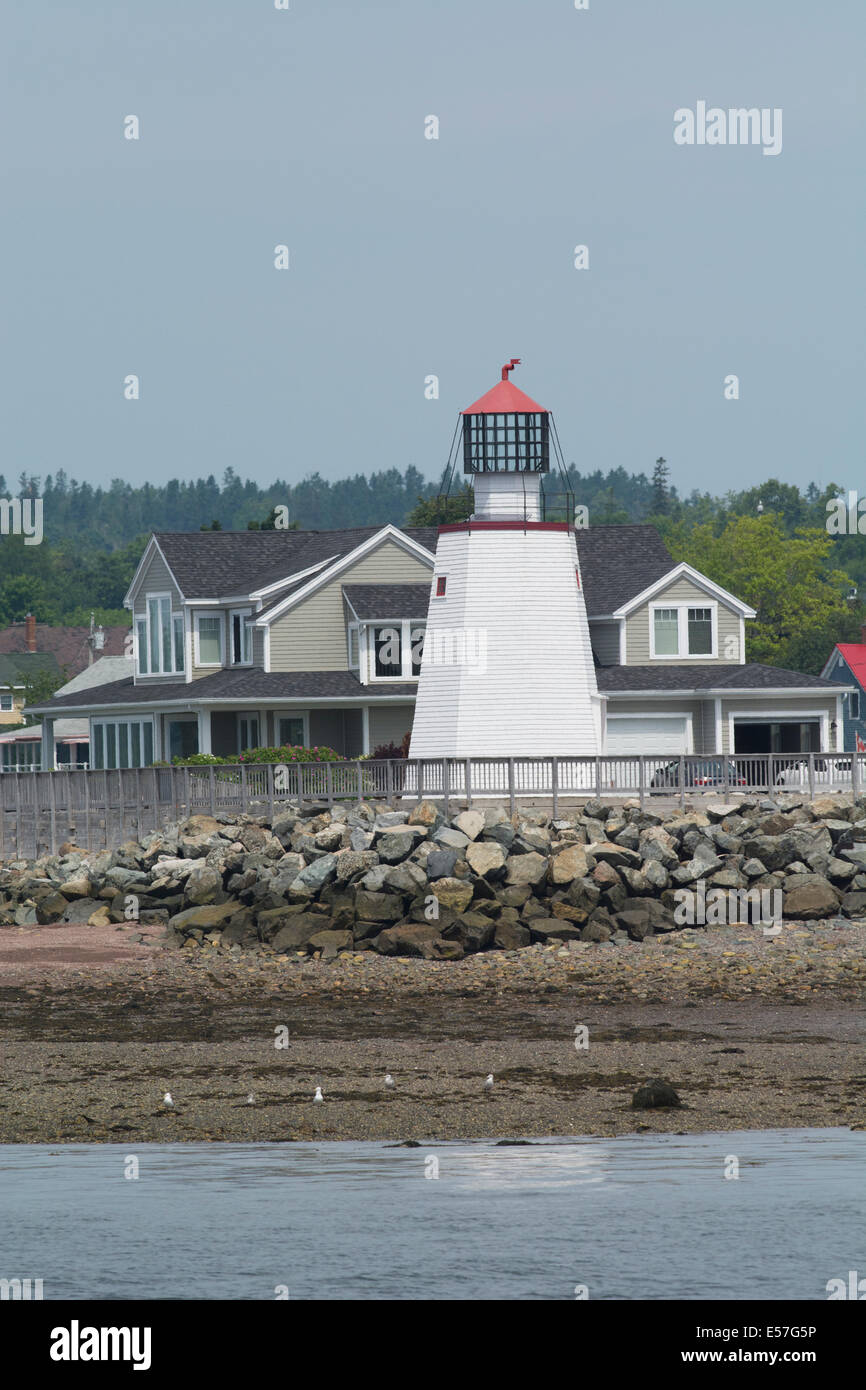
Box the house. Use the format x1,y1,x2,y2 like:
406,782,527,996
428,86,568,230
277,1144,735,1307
0,657,132,771
0,614,131,678
820,631,866,751
0,652,61,728
27,520,850,767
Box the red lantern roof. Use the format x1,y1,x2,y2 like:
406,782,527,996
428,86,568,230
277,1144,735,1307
462,360,547,415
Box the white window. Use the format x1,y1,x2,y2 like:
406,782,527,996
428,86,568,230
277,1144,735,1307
91,718,154,769
139,594,184,676
278,715,305,747
650,602,717,659
229,609,253,666
195,613,224,667
0,693,13,712
363,620,426,682
238,716,260,752
348,624,359,669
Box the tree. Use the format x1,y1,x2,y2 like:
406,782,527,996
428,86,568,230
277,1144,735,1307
651,456,670,515
406,486,474,526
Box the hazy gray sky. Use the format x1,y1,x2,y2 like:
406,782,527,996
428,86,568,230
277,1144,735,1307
3,1,863,502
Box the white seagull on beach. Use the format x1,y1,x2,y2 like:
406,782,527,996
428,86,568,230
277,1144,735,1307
384,1073,395,1092
483,1074,494,1095
313,1086,324,1103
163,1092,174,1108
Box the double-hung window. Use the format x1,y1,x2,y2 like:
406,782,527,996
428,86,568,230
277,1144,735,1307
651,603,717,659
195,613,224,667
365,620,426,682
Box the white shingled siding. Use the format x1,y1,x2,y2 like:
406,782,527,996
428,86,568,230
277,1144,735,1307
409,528,602,757
473,473,542,520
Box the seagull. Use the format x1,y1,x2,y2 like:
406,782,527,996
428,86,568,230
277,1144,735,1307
384,1073,395,1092
313,1086,324,1103
246,1093,255,1106
163,1092,174,1108
483,1074,494,1095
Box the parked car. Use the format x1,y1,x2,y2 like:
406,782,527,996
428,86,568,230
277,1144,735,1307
649,758,746,791
774,757,853,789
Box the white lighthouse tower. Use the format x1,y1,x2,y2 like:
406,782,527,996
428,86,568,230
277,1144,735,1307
409,361,604,759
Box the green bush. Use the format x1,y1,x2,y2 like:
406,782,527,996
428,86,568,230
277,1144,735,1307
237,744,343,764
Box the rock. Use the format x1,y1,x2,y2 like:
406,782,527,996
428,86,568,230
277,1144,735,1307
632,1079,682,1109
169,900,241,932
383,862,427,894
59,873,92,900
443,913,495,953
306,928,353,957
529,919,583,942
291,853,338,893
505,852,549,887
432,826,470,850
184,863,224,905
587,840,641,869
353,889,406,923
407,801,444,831
465,841,507,880
840,891,866,917
271,913,330,951
35,891,68,923
376,829,425,863
453,809,484,841
371,922,443,957
431,877,474,913
782,881,841,919
580,916,613,942
424,848,458,880
493,920,531,950
548,844,593,884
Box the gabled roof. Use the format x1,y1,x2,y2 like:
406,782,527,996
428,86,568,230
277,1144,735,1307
823,643,866,688
342,583,431,619
131,526,440,604
597,663,845,693
611,560,757,620
576,525,676,617
462,379,547,415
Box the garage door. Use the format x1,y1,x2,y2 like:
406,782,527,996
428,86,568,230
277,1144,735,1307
605,716,691,755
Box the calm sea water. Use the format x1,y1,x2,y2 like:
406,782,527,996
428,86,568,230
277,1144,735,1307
0,1129,862,1300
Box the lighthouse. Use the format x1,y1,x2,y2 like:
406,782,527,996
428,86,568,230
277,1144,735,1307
409,361,604,759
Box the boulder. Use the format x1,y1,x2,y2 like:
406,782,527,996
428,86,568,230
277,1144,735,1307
548,844,593,884
782,880,841,919
430,877,474,913
465,841,507,880
371,922,443,957
505,852,548,888
632,1079,682,1109
184,863,224,905
493,920,531,950
443,913,495,953
453,809,485,841
353,890,405,923
424,848,459,880
169,900,241,933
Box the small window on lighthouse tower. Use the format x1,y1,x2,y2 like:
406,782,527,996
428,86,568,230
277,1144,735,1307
575,567,581,588
435,576,447,597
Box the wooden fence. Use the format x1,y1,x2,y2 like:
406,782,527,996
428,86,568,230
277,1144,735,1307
0,753,861,859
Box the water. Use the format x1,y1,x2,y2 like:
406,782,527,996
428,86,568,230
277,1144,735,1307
0,1129,862,1300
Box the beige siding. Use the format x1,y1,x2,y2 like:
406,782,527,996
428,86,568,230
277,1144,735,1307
625,577,742,665
605,698,704,750
268,541,432,672
369,704,415,751
590,620,620,665
132,546,182,615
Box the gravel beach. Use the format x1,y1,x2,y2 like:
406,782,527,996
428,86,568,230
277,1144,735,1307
0,917,862,1143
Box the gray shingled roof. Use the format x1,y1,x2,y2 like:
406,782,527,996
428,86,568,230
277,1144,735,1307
30,670,419,713
0,652,61,689
598,664,842,692
153,527,438,599
343,584,431,619
576,525,675,617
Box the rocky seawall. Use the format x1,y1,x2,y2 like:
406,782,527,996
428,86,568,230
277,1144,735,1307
2,793,866,960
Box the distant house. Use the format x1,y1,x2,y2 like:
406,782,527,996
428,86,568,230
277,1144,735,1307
27,522,852,767
0,656,133,772
0,652,61,728
820,631,866,751
0,615,130,679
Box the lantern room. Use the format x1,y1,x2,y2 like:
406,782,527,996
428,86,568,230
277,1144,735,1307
461,358,549,474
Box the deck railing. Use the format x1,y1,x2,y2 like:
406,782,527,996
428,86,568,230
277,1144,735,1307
0,752,860,859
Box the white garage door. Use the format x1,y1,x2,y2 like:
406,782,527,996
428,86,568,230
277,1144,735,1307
605,716,691,755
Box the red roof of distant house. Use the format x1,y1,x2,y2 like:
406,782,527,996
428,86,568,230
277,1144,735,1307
0,624,130,679
462,379,547,415
834,643,866,688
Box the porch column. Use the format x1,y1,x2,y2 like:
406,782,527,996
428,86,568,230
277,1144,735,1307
361,705,371,755
198,709,212,755
713,698,722,754
40,717,55,771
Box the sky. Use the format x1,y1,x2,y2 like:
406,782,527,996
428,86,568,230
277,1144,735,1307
2,0,864,504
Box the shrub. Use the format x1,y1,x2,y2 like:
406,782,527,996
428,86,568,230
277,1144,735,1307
370,741,405,760
170,753,227,766
237,744,343,764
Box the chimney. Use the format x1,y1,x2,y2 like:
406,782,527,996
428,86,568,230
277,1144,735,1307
25,613,36,652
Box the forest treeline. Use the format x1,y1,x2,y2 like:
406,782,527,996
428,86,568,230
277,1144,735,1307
1,464,864,675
